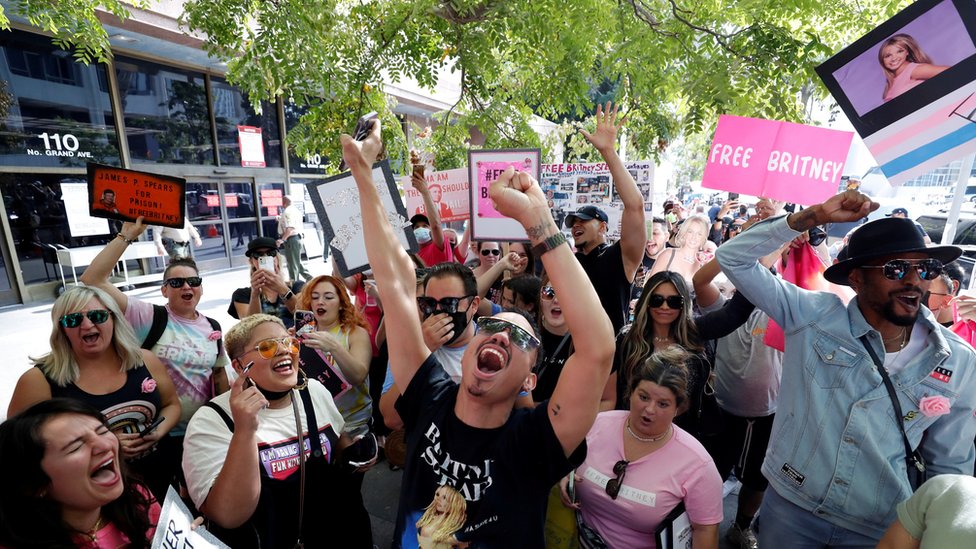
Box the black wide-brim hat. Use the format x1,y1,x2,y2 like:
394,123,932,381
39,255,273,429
823,217,962,286
245,237,279,257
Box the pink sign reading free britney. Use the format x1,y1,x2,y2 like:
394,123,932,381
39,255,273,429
701,115,854,205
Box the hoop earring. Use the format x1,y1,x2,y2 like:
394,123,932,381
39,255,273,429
294,368,308,390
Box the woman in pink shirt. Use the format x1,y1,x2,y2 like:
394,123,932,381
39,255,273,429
879,34,948,102
0,399,160,548
560,347,723,548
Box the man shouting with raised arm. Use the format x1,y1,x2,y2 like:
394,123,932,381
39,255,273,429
716,190,976,548
341,121,614,547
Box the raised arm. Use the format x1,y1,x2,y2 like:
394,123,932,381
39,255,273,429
582,102,646,281
412,171,444,249
340,122,429,391
79,218,148,312
490,168,614,456
476,252,518,300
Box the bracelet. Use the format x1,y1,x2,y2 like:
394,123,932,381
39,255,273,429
116,233,136,245
530,232,568,257
283,291,294,301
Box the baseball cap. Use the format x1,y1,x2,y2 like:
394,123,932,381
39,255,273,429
886,207,909,217
410,213,429,227
564,205,609,228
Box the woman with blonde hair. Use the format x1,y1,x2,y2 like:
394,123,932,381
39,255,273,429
416,484,468,549
648,214,711,286
879,33,948,102
7,285,181,500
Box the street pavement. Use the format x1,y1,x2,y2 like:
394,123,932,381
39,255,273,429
0,257,741,549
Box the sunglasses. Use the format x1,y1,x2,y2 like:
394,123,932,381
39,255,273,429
481,249,501,256
416,296,475,316
731,224,745,232
60,309,111,328
250,250,277,258
923,291,951,303
164,276,203,288
861,259,944,281
540,285,556,301
605,459,629,500
648,294,684,309
241,336,301,360
475,317,541,352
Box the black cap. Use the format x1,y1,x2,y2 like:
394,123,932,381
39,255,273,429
410,213,429,227
245,237,279,257
886,207,909,217
564,205,609,228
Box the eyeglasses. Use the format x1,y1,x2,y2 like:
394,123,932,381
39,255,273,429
731,224,745,232
475,317,541,351
60,309,111,328
648,294,684,309
924,291,951,303
481,249,501,256
250,250,277,258
416,295,475,316
240,336,301,360
861,259,944,281
540,285,556,301
605,460,629,500
164,276,203,288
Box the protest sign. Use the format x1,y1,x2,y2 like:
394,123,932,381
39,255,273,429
87,163,186,228
468,149,541,241
306,160,418,277
151,486,229,548
61,180,110,237
816,0,976,185
401,167,469,222
701,115,853,205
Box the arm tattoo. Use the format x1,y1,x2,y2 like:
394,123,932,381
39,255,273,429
526,221,556,242
551,402,561,416
787,208,820,232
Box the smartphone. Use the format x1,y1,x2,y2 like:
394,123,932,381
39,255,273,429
338,112,379,171
412,163,425,178
139,416,165,438
258,255,275,272
728,192,739,201
346,432,379,468
294,310,316,336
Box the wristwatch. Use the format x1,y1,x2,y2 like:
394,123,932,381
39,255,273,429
531,232,568,257
283,291,295,301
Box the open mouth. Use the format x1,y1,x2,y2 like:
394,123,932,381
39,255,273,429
315,307,328,316
476,345,508,375
572,228,585,239
89,458,119,485
81,332,100,344
272,358,295,374
181,291,194,301
894,293,920,310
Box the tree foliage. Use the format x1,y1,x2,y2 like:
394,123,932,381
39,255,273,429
4,0,912,172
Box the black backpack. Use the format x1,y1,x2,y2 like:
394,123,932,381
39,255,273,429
141,304,224,357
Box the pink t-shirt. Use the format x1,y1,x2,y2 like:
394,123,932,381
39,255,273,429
577,411,723,548
884,62,923,102
71,497,161,548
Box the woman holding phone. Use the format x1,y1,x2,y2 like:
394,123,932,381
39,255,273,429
227,237,303,328
7,286,181,501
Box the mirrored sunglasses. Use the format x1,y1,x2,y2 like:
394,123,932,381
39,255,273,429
475,317,541,352
540,285,556,301
60,309,111,328
648,294,683,309
164,276,203,288
243,336,301,360
416,296,474,316
861,259,944,281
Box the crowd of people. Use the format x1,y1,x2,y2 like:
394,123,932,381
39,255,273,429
1,104,976,549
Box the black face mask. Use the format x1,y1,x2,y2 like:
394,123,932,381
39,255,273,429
444,310,471,345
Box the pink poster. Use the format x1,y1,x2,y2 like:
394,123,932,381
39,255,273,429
476,161,530,218
701,115,854,205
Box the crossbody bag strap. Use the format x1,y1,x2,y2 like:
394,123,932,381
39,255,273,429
535,333,571,381
857,335,926,481
290,391,306,549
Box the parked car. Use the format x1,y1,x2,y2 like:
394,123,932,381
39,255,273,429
916,214,976,290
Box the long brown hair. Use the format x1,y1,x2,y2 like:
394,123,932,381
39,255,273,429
298,275,368,332
621,271,702,395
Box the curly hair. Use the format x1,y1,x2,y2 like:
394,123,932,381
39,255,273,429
0,399,154,548
31,286,144,387
298,275,368,332
415,484,467,543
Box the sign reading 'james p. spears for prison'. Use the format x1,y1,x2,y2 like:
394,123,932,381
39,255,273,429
87,163,187,229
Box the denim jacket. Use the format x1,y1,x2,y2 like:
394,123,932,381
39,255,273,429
716,216,976,538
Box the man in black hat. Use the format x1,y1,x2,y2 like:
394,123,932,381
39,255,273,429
566,103,647,333
717,190,976,547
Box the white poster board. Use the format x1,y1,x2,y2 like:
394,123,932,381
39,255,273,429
151,486,229,548
306,160,418,276
60,181,110,237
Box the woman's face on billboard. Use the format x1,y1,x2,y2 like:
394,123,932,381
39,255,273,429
882,43,908,72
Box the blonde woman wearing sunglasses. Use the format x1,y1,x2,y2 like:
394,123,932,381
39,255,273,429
183,314,369,548
7,285,181,501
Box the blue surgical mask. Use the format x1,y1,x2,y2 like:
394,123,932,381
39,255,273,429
414,227,432,244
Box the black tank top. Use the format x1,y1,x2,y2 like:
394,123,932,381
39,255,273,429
45,364,162,435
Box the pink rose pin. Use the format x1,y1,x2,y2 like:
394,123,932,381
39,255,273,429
208,330,222,341
141,378,157,393
918,395,951,418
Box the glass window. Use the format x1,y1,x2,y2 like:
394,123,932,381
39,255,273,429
186,182,221,222
191,221,228,264
114,56,214,165
224,181,256,220
0,30,121,167
210,78,282,168
284,102,328,174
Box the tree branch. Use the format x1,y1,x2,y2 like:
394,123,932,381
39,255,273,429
666,0,755,61
432,0,503,25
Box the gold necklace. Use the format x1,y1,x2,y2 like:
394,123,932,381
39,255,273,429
882,327,908,351
626,420,671,443
85,515,105,542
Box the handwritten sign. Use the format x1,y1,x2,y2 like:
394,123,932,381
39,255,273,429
401,167,470,222
306,160,418,277
87,163,186,228
151,486,229,548
701,115,853,205
467,149,541,241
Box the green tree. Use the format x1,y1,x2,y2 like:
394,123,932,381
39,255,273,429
4,0,912,171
